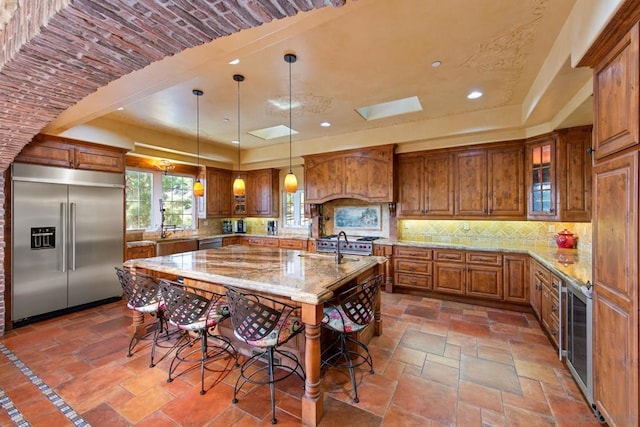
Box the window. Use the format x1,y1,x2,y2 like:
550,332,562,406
161,175,194,229
125,168,196,231
126,170,152,230
283,190,309,228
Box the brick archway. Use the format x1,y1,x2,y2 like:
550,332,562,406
0,0,347,333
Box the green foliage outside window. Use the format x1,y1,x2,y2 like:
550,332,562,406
126,170,152,230
162,175,194,229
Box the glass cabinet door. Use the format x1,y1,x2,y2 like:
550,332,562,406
528,137,556,219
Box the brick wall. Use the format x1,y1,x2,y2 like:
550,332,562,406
0,0,347,334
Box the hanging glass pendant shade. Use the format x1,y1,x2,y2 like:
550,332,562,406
284,172,297,193
233,74,246,197
192,89,205,197
284,53,298,193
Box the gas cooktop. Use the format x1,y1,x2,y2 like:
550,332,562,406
318,235,382,242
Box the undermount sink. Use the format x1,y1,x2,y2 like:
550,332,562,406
298,253,359,263
155,238,198,256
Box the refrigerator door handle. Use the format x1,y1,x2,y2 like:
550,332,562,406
70,202,76,271
61,202,67,273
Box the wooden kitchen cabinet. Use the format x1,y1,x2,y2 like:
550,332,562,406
205,167,232,218
503,254,529,304
526,126,592,221
246,169,279,217
592,151,638,426
279,239,305,250
304,144,395,204
487,144,525,217
125,243,155,260
465,252,503,301
454,150,487,216
580,13,640,426
393,246,433,292
222,236,241,246
530,259,548,321
397,152,454,217
433,249,465,295
592,23,639,159
16,134,127,173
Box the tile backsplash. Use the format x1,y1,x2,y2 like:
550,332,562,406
399,219,591,257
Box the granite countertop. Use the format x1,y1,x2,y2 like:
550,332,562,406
124,245,386,304
126,240,156,248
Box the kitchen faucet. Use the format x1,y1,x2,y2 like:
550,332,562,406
336,231,349,264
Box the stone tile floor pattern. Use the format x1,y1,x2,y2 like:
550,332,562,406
0,292,604,426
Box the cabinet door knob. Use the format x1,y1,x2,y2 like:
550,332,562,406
587,147,595,154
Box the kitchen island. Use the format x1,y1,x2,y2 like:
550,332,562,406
124,245,387,426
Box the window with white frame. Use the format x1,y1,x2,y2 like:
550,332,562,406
125,168,195,231
161,174,194,229
283,190,309,228
125,170,153,230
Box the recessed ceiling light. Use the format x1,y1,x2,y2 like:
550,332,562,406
431,61,441,67
229,58,240,65
467,91,483,99
320,121,331,127
231,140,239,145
116,106,124,111
223,118,230,122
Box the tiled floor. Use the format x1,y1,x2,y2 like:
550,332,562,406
0,292,604,426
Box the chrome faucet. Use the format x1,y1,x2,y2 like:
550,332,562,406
336,231,349,264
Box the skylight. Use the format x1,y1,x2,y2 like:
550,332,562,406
248,125,298,140
355,96,422,121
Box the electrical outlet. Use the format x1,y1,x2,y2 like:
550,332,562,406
204,220,208,226
463,223,470,231
548,225,555,232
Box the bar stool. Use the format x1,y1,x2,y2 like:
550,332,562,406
158,279,237,395
225,287,305,425
115,267,169,368
320,274,383,403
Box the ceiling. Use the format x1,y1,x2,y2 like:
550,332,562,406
44,0,594,169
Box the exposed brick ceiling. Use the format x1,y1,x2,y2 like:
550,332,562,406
0,0,347,172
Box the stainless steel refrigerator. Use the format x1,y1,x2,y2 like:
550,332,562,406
11,163,124,323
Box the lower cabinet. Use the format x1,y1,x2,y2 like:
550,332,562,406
125,243,155,260
393,246,433,292
531,259,564,349
393,245,528,307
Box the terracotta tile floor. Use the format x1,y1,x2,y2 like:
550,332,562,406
0,292,604,426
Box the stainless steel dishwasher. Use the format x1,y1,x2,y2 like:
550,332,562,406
198,237,222,249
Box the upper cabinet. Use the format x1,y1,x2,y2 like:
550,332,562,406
204,167,232,218
304,144,395,204
592,23,639,159
397,140,524,219
397,152,454,217
526,126,592,222
246,168,279,217
226,169,277,218
15,134,127,173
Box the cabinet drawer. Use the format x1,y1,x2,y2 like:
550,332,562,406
280,239,304,250
263,238,279,247
394,259,432,275
466,252,502,266
433,249,464,263
393,246,432,260
395,273,432,290
245,238,264,246
126,245,155,260
532,260,551,286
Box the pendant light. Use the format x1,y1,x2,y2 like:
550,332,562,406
192,89,205,197
283,53,298,193
232,74,246,197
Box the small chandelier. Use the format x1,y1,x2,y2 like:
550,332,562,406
192,89,205,197
232,74,246,197
158,159,174,175
283,53,298,193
